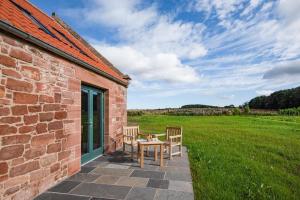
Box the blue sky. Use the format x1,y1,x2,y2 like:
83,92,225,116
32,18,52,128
30,0,300,109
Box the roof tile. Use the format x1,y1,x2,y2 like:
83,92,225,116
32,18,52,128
0,0,127,84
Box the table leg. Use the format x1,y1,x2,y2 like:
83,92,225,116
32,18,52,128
160,144,163,167
146,146,150,157
140,144,144,168
137,143,140,163
154,146,158,161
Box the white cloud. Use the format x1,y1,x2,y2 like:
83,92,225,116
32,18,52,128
263,60,300,79
192,0,241,20
190,0,300,60
84,0,157,30
277,0,300,23
269,0,300,59
70,0,207,84
93,45,200,83
191,0,245,28
128,17,207,60
220,94,235,100
241,0,261,16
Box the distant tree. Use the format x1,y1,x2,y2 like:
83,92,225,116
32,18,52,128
233,107,241,115
248,96,267,109
244,105,250,114
224,104,235,108
181,104,219,109
248,86,300,109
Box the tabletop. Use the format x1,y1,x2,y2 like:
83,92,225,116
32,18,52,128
138,140,164,145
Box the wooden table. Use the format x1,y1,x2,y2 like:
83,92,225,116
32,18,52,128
137,140,164,168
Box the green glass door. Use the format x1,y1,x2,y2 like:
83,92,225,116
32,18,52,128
81,85,104,164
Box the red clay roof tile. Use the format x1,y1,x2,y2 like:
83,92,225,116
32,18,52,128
0,0,127,84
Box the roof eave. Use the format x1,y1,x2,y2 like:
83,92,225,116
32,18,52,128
0,20,129,87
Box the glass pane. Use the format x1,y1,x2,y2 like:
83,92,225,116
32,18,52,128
93,92,101,150
81,90,89,154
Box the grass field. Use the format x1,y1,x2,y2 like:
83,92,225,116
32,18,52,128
128,115,300,200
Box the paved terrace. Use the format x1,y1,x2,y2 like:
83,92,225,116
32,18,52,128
34,147,194,200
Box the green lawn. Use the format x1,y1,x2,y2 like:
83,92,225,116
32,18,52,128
128,115,300,200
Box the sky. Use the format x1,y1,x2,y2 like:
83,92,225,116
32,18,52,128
30,0,300,109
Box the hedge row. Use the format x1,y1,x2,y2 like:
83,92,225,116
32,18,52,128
279,107,300,116
127,108,279,116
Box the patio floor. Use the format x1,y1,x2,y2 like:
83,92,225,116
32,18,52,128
34,146,194,200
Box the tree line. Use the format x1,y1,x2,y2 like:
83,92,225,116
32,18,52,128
248,86,300,109
181,104,219,108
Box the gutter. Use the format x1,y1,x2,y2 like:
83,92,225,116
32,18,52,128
0,20,128,87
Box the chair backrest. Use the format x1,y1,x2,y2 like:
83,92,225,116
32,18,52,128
123,126,139,143
166,126,182,142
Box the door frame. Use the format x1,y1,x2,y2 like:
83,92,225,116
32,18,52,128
81,85,105,164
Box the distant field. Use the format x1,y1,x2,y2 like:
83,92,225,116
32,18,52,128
128,115,300,200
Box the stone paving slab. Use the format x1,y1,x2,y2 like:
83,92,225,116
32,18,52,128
147,179,169,189
130,163,160,171
160,166,190,173
34,146,194,200
167,160,190,168
168,180,193,193
84,161,109,168
48,181,81,193
70,183,131,199
115,176,149,187
125,187,156,200
35,192,91,200
80,166,96,173
165,171,192,182
94,175,120,184
92,167,133,176
130,170,165,179
155,189,194,200
105,163,130,169
67,173,100,183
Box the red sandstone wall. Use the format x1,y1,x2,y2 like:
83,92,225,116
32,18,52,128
0,32,127,200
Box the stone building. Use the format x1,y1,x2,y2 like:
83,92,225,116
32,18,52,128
0,0,129,199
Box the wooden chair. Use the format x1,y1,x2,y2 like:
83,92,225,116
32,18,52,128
154,126,182,160
123,126,150,160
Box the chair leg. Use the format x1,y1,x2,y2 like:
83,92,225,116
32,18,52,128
169,145,173,160
179,144,182,157
131,145,134,160
138,144,141,161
